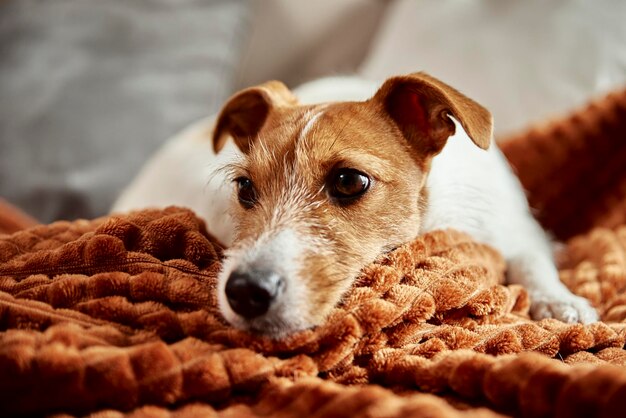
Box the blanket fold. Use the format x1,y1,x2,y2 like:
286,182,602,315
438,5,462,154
1,88,626,417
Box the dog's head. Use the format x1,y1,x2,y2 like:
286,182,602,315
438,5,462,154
212,72,492,338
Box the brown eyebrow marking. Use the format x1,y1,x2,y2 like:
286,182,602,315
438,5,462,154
328,151,397,183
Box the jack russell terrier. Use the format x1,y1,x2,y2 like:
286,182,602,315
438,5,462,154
113,72,598,338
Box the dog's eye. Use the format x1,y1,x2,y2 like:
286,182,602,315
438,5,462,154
235,177,257,209
329,168,370,201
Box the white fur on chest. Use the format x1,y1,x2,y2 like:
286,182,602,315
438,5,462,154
421,119,532,258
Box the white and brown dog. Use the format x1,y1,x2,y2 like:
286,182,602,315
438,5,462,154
113,72,597,337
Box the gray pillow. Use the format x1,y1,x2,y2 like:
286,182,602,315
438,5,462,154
0,0,251,223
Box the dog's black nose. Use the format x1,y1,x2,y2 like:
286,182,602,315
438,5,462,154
225,270,283,319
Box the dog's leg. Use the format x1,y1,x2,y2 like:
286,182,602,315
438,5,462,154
507,220,598,323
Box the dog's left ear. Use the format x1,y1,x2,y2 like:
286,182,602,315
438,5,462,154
212,81,298,153
373,72,492,156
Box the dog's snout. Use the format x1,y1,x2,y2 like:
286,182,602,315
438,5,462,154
225,270,283,319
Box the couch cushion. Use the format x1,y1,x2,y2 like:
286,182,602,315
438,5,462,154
236,0,387,89
360,0,626,135
0,0,251,223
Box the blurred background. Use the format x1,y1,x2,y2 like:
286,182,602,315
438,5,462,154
1,0,625,225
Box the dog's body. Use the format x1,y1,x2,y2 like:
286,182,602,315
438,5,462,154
113,74,597,337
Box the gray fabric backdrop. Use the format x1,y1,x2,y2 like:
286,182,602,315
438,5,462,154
0,0,250,223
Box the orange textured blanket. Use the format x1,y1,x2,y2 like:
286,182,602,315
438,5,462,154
1,89,626,418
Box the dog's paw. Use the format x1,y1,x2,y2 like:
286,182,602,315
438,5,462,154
529,292,598,324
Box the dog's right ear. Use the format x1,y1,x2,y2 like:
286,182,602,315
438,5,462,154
212,81,298,153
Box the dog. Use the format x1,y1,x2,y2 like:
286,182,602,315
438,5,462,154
113,72,598,338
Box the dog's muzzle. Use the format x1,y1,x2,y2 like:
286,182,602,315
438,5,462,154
225,269,284,319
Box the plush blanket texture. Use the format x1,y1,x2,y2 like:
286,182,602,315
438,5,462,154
1,89,626,417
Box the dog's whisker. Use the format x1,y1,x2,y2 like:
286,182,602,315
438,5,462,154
328,118,351,152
